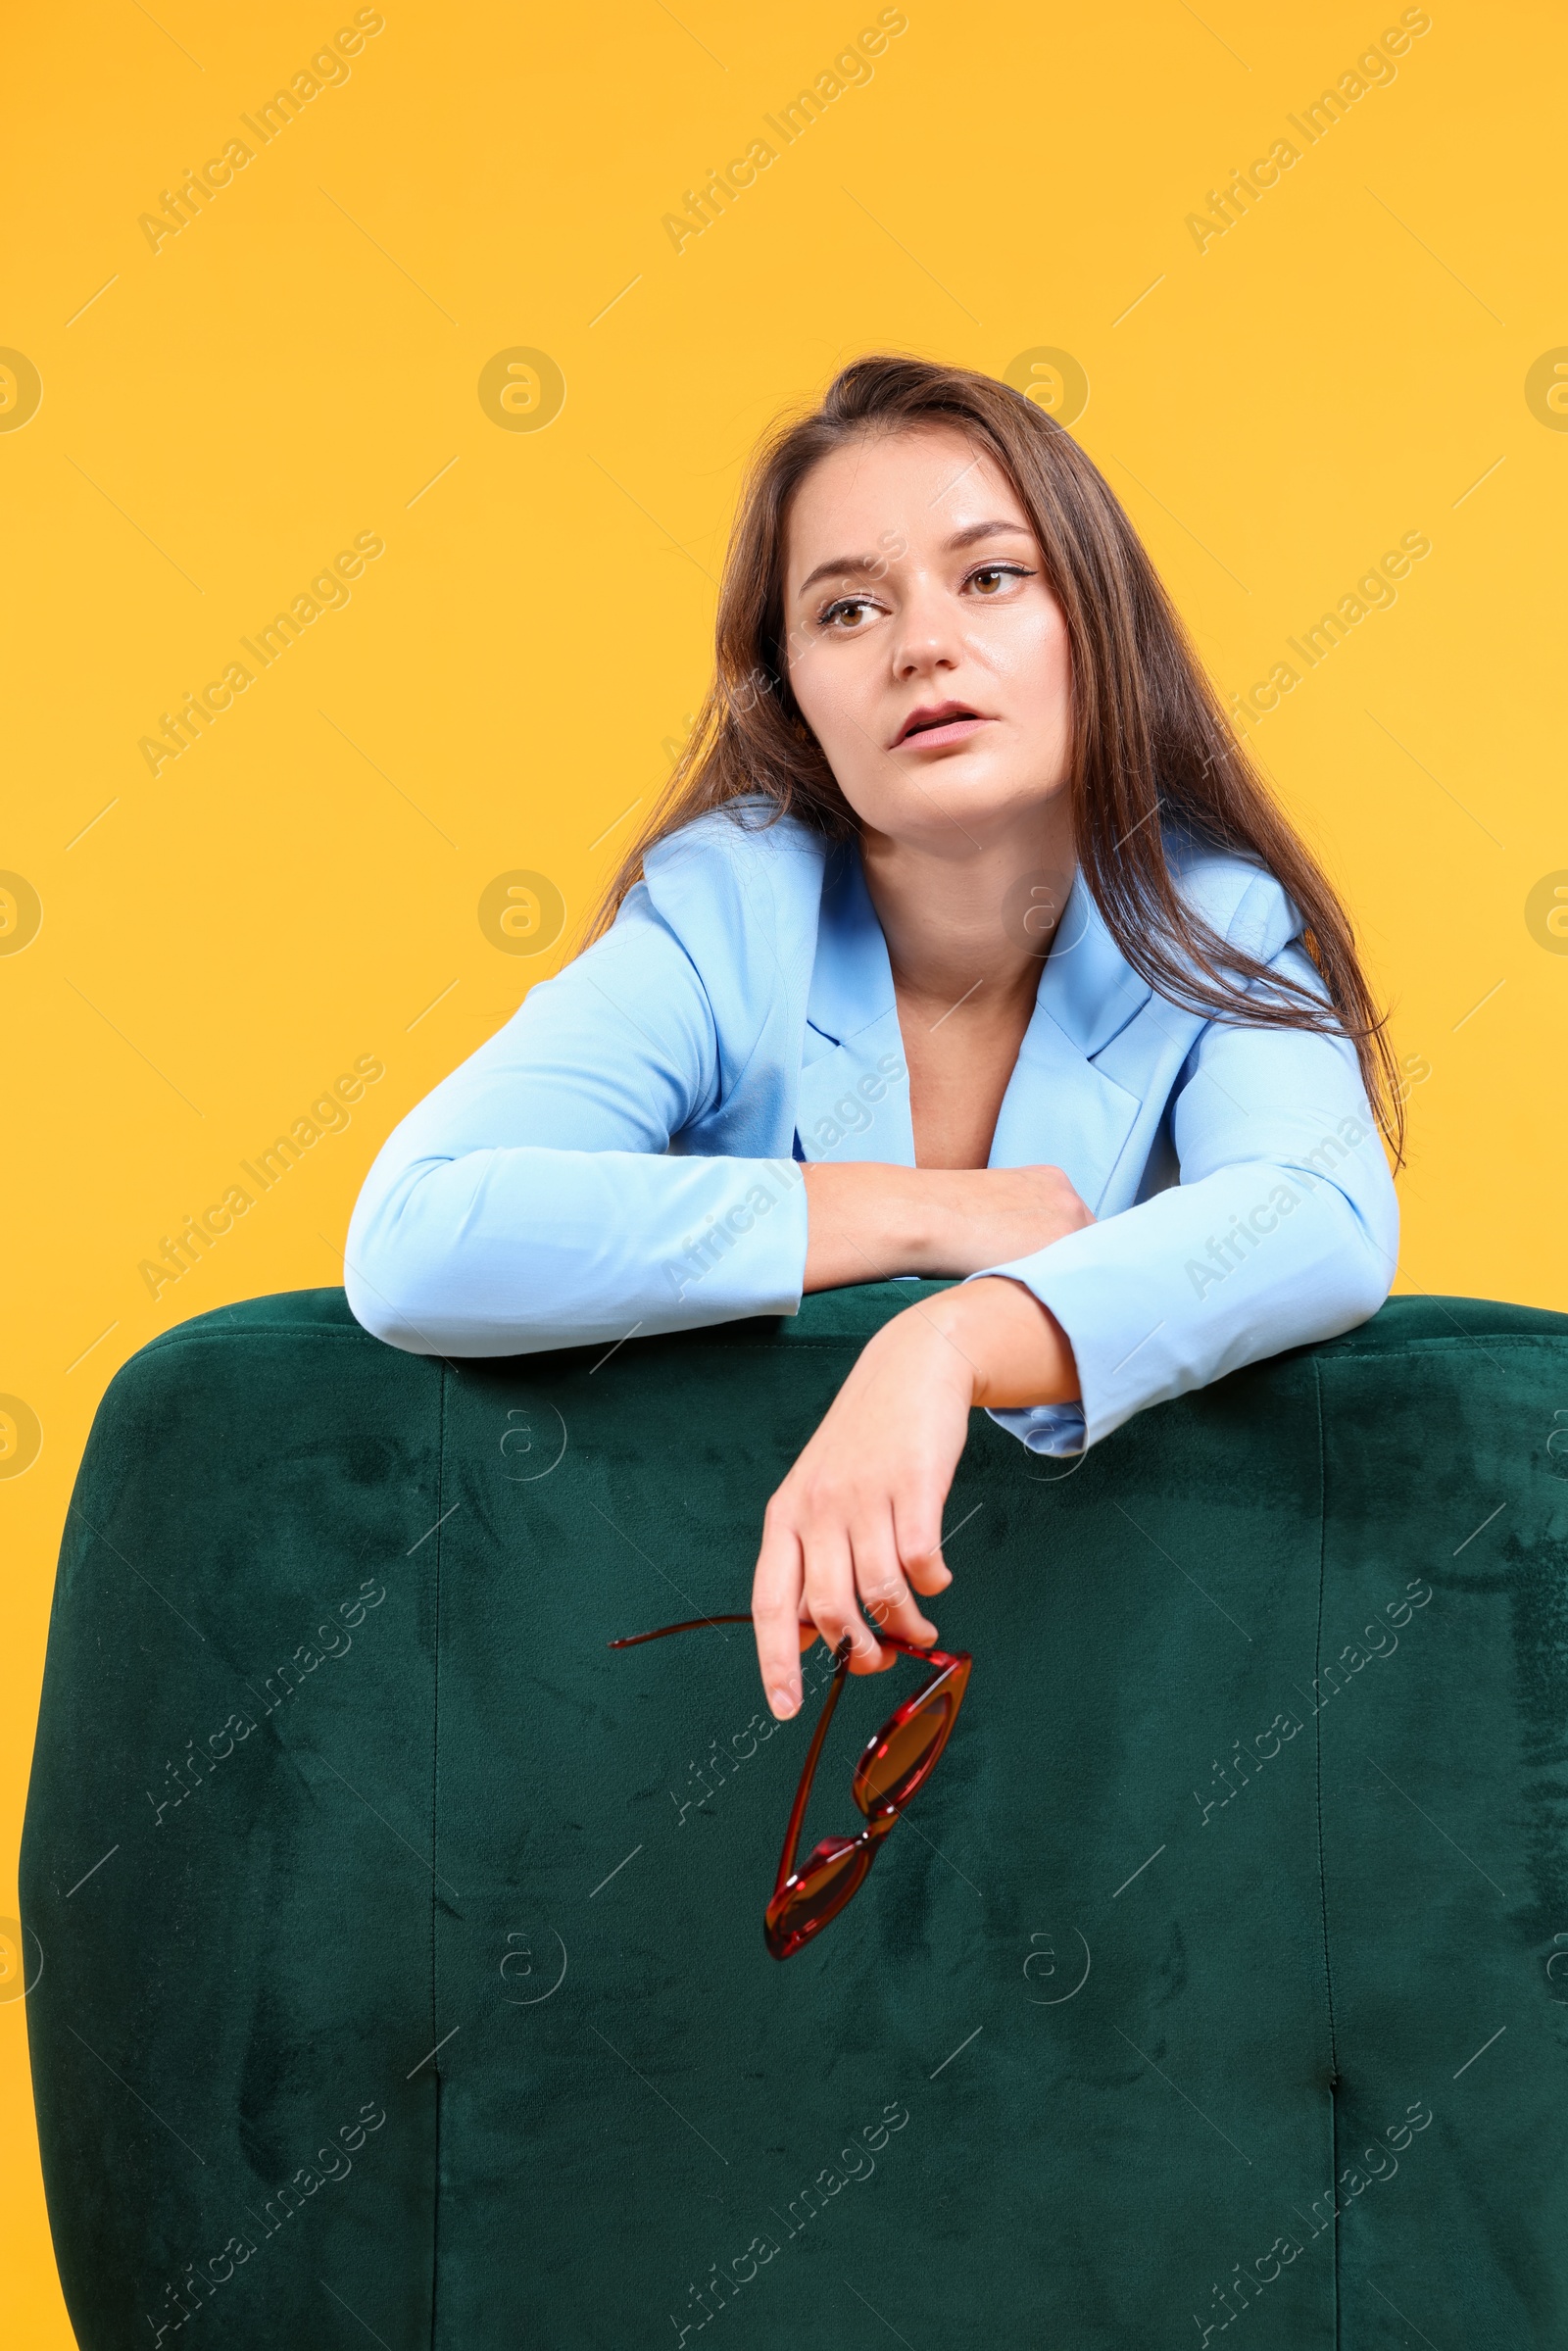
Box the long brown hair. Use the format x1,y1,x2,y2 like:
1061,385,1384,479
587,354,1401,1157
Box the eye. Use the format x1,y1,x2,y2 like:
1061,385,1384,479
964,562,1032,597
815,595,880,631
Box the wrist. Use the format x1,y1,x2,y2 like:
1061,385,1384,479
886,1165,948,1277
882,1276,1078,1412
863,1288,982,1405
802,1162,953,1289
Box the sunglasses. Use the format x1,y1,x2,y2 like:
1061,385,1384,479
610,1612,972,1960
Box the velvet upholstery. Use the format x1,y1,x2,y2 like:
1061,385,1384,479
21,1285,1568,2347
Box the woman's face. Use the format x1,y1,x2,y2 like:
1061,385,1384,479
781,424,1072,851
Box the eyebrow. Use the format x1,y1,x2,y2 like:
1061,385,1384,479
793,518,1034,599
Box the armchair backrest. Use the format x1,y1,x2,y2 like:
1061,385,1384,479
22,1284,1568,2347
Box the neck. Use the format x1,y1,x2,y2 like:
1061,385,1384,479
858,798,1076,1021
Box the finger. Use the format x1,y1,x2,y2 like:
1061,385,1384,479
893,1487,955,1598
850,1512,940,1660
752,1507,808,1720
904,1546,953,1598
801,1525,886,1677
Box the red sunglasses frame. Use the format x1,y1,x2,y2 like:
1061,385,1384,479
610,1612,972,1960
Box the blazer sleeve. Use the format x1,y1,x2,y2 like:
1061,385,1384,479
343,883,809,1355
976,934,1400,1456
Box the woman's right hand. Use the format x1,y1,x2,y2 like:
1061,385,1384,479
802,1160,1093,1292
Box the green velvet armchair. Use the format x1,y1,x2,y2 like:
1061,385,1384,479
20,1283,1568,2346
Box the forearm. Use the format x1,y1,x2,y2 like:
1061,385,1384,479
971,1149,1396,1448
346,1146,808,1353
801,1159,1093,1291
802,1161,937,1289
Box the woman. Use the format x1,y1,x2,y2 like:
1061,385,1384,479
345,355,1400,1729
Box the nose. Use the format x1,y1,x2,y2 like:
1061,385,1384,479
890,572,962,681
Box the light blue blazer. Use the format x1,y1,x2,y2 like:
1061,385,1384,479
345,798,1398,1458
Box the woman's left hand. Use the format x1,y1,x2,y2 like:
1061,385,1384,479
751,1276,1079,1718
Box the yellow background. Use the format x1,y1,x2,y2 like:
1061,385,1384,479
3,0,1564,2328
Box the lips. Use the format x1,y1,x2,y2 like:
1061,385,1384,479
892,701,990,749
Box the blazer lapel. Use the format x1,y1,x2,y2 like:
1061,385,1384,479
795,841,915,1164
984,874,1149,1211
794,845,1155,1209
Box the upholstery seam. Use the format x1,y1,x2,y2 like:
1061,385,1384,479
126,1327,1568,1369
1309,1355,1341,2350
429,1358,447,2351
1310,1355,1339,2078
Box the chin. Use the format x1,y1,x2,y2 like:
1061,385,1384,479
873,775,1053,843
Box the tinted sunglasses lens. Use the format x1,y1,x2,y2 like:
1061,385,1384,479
765,1837,870,1958
859,1690,953,1811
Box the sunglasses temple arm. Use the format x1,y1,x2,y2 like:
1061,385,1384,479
607,1613,754,1648
772,1645,850,1901
874,1631,961,1669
